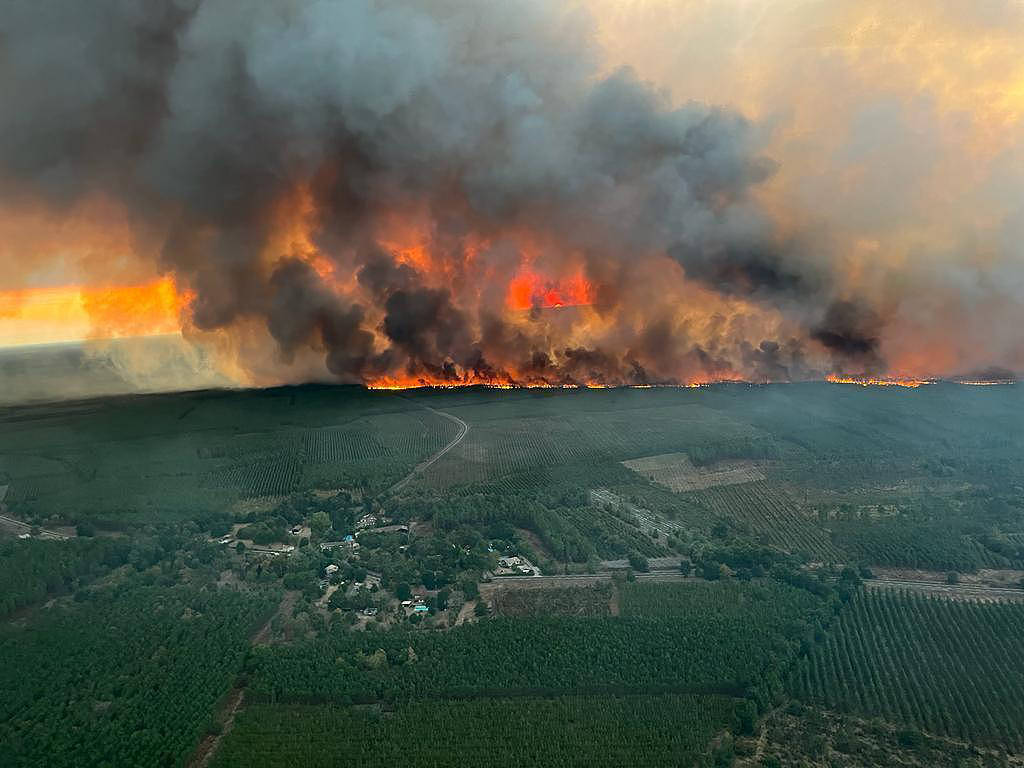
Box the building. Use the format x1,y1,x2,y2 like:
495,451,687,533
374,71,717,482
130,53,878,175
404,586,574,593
325,564,339,576
498,556,521,568
413,604,429,613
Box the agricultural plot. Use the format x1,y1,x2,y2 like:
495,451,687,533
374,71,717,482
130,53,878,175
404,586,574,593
622,452,765,491
832,522,1018,572
791,590,1024,750
689,481,844,560
490,582,614,617
212,695,739,768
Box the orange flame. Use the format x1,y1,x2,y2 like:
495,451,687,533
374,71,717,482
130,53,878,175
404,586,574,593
506,268,594,310
0,277,190,347
826,374,932,388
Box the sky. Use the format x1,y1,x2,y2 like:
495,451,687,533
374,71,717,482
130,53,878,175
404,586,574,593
1,0,1022,388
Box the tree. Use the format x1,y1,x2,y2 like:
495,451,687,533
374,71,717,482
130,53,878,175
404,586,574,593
946,571,960,585
702,560,722,580
395,582,412,600
459,577,479,600
235,541,246,554
628,553,649,572
310,511,330,537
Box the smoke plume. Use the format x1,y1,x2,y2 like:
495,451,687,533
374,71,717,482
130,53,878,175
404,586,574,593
2,0,1022,387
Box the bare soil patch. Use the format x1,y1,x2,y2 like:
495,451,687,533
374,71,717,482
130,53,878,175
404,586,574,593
622,453,765,492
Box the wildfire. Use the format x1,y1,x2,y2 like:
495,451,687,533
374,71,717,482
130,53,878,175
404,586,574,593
0,276,189,347
826,374,932,388
506,268,594,310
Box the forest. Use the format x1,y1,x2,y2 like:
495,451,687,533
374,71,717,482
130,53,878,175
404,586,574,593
2,382,1024,766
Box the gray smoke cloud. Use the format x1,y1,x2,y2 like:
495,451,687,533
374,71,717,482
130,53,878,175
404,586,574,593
1,0,891,385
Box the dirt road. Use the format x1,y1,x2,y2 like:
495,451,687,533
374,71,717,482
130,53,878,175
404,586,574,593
865,577,1024,602
188,590,298,768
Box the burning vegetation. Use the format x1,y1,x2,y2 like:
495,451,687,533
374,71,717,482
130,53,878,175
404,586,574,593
1,0,1022,391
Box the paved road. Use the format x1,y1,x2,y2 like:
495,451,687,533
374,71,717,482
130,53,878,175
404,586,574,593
384,406,469,495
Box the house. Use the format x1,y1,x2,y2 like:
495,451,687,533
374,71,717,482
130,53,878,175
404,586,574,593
355,514,378,530
517,565,533,574
401,600,413,607
290,525,302,535
498,556,521,568
325,564,339,576
363,607,379,617
318,579,329,591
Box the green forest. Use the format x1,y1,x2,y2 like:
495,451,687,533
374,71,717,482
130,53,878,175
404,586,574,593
2,382,1024,766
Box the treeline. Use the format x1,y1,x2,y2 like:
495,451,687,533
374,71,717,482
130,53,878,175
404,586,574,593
0,583,278,768
0,537,130,617
247,579,829,710
213,695,740,768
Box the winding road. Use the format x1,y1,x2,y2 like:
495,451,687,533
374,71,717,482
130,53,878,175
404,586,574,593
384,405,469,496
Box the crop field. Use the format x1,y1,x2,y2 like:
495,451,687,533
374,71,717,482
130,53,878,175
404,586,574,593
212,694,740,768
791,590,1024,749
622,452,766,491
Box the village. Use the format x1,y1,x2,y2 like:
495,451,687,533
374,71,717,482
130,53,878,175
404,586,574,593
205,505,543,632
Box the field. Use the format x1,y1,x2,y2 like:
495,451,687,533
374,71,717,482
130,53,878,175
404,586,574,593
790,590,1024,750
622,453,766,491
490,582,614,617
212,695,740,768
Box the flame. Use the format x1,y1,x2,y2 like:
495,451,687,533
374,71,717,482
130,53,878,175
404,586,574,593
0,277,189,347
826,374,932,388
954,379,1017,386
506,268,594,310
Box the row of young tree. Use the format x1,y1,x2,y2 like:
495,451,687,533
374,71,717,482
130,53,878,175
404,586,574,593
790,590,1024,750
0,582,278,768
246,579,832,710
213,695,742,768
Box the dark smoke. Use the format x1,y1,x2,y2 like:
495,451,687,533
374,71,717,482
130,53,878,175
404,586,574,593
811,300,885,373
0,0,884,384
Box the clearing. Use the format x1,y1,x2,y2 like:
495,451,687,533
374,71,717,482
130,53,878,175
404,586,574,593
622,452,765,492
